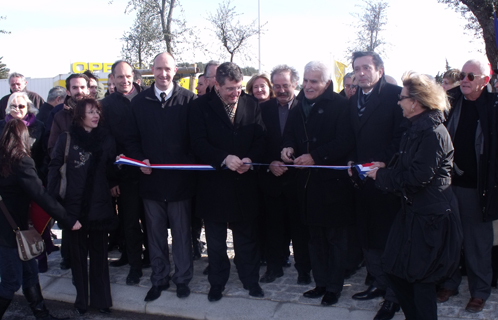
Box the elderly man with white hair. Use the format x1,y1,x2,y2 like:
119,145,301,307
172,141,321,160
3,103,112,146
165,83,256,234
281,61,355,306
437,58,498,314
0,72,44,119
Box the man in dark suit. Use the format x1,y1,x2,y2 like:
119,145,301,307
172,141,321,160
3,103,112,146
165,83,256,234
126,52,196,301
189,62,265,302
349,51,404,320
281,61,355,306
258,64,311,285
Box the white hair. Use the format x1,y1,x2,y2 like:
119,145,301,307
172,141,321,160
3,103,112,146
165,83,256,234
5,92,38,116
304,61,331,83
464,59,490,77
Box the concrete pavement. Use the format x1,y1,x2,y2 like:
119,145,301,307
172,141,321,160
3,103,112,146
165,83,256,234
24,229,498,320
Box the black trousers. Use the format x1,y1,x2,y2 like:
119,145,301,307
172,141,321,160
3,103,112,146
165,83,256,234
116,180,145,270
204,219,260,287
389,274,437,320
262,189,310,275
70,229,112,311
308,225,347,293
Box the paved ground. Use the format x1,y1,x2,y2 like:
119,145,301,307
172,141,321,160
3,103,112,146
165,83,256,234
10,228,498,320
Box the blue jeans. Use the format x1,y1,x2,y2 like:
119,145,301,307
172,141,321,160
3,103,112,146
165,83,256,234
0,245,39,299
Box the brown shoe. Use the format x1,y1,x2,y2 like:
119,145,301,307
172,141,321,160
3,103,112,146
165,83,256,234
465,297,485,313
436,288,458,302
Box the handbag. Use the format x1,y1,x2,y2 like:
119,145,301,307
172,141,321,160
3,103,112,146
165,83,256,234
0,196,45,261
59,132,71,199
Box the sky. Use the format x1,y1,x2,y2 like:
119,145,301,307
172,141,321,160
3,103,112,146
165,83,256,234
0,0,489,84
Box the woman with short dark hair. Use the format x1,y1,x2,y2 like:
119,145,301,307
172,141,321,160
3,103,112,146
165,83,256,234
48,96,116,315
0,119,81,319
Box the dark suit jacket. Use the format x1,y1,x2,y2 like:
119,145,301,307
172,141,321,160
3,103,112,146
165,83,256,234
349,77,404,249
258,97,299,198
189,90,265,223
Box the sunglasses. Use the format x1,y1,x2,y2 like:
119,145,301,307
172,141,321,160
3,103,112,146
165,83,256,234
398,94,411,101
459,72,485,81
10,104,26,110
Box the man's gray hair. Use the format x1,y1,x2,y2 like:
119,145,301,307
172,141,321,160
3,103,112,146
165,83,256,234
464,59,490,77
47,86,67,102
5,92,38,116
8,72,26,82
205,60,220,77
304,61,331,83
343,72,354,85
270,64,299,85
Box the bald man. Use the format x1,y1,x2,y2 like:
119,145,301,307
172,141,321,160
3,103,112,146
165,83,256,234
125,52,197,302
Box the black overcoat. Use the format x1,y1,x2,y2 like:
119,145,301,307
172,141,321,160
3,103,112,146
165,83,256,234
282,86,355,227
258,98,299,198
349,78,404,249
0,156,76,248
189,90,265,223
126,82,197,202
376,110,463,283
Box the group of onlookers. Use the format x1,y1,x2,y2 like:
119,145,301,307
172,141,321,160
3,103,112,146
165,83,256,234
0,50,497,320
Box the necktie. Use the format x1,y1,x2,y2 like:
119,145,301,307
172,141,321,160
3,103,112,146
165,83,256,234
160,92,166,104
358,93,370,117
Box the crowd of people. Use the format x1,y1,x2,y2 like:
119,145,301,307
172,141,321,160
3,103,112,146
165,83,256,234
0,50,497,320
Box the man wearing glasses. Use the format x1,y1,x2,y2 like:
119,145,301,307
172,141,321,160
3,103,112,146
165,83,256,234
349,51,404,320
203,60,220,94
340,72,358,99
189,62,265,302
438,59,498,313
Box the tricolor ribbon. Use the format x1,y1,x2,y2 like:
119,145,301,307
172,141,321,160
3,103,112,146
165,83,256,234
115,156,374,179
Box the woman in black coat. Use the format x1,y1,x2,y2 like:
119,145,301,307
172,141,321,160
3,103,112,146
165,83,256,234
0,119,81,319
366,72,463,320
48,96,116,315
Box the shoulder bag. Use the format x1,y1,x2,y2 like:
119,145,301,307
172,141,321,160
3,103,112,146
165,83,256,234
0,196,45,261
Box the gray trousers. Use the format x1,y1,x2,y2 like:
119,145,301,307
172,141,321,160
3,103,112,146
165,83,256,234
442,186,493,300
143,198,193,286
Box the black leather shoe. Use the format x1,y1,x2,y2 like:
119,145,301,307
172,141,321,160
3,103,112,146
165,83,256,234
260,270,284,283
321,291,340,306
126,268,143,285
352,285,386,300
243,283,264,297
373,300,400,320
74,307,87,315
208,285,224,302
176,284,191,298
303,286,326,298
203,265,210,275
282,257,291,268
110,256,128,267
99,308,112,314
59,259,71,270
144,284,170,302
297,272,312,285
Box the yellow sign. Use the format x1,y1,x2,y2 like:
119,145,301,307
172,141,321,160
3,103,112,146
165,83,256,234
71,62,113,74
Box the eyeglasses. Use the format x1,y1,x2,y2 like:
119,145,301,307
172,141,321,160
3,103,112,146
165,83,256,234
10,104,26,110
398,94,411,101
345,84,358,89
459,72,485,81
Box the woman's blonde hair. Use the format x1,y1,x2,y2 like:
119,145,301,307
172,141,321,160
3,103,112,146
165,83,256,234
246,73,275,99
402,71,449,113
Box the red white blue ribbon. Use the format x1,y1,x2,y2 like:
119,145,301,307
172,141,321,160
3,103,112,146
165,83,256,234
115,156,374,178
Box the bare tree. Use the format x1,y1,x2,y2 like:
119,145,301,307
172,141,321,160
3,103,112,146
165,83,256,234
348,0,389,55
121,7,164,68
0,16,11,34
114,0,197,57
438,0,498,71
207,0,263,62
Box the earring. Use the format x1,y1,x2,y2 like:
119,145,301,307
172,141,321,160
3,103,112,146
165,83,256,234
411,105,415,112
